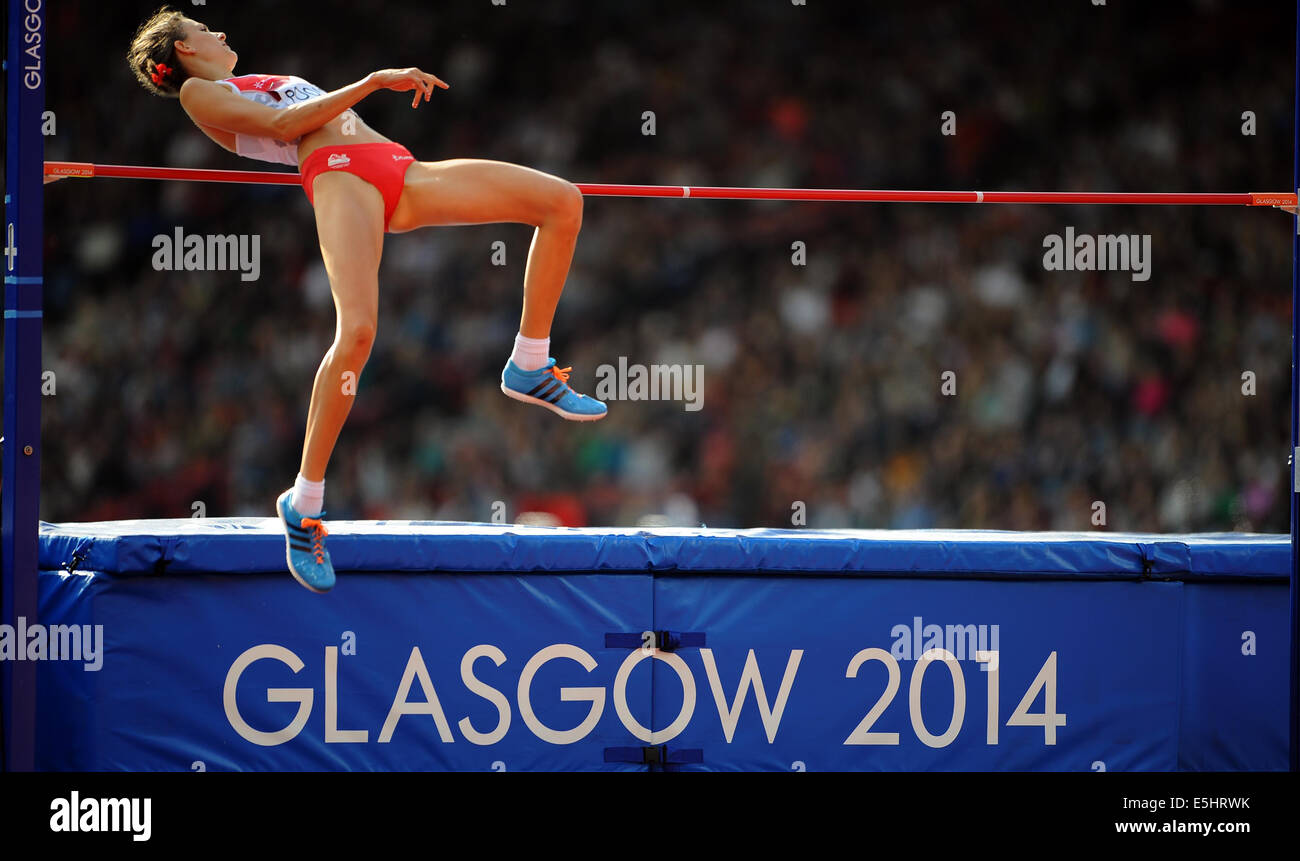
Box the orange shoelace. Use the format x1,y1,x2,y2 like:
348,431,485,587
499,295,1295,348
550,365,588,398
299,517,329,564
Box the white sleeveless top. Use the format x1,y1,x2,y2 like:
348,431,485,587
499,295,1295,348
215,74,328,166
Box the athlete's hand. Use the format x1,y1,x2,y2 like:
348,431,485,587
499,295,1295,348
367,68,449,108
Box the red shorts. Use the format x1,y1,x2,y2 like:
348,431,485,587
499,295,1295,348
300,142,416,232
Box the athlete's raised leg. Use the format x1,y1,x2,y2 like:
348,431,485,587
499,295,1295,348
387,158,582,338
387,158,606,421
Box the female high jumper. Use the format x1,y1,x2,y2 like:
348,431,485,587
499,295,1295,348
128,7,605,594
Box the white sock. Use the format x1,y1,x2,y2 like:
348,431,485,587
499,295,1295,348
291,473,325,517
510,333,550,371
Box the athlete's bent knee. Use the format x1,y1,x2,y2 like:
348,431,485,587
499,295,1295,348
546,181,583,231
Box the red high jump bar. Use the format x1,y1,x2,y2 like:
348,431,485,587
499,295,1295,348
43,161,1298,207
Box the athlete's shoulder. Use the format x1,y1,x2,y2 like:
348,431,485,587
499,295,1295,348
178,76,229,105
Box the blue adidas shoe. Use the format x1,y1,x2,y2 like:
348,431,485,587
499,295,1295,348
275,489,336,593
501,358,607,421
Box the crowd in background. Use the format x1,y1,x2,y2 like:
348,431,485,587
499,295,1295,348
6,0,1294,532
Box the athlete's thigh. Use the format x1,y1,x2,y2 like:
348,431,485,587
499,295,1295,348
387,158,576,232
310,171,385,318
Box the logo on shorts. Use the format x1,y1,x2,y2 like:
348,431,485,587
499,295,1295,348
393,154,413,161
327,153,351,168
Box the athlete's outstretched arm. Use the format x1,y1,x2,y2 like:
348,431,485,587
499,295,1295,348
178,68,447,142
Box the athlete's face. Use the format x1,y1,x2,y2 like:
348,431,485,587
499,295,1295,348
177,18,237,72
